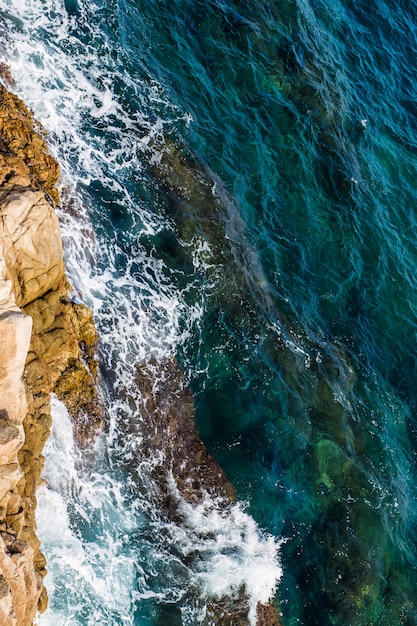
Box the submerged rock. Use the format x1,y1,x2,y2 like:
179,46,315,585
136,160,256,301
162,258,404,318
0,72,281,624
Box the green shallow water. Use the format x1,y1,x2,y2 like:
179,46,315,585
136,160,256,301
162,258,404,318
3,0,417,623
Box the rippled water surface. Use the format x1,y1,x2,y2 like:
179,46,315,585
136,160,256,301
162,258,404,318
1,0,417,624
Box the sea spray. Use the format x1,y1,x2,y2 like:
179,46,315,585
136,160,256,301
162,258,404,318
36,397,141,625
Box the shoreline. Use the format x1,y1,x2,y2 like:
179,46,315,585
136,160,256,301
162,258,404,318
0,80,101,624
0,77,281,625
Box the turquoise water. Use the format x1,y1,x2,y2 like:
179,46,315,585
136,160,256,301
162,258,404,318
2,0,417,624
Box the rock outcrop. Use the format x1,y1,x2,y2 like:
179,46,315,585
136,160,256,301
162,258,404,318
135,358,281,625
136,358,236,510
0,83,101,624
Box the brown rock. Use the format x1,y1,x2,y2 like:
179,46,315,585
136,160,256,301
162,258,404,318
0,63,13,86
135,358,235,508
256,602,282,626
0,86,60,205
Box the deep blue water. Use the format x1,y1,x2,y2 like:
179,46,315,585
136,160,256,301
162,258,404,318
2,0,417,624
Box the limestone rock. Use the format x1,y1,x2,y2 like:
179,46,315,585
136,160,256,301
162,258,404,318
0,259,32,505
0,422,24,467
0,187,64,307
0,533,42,626
0,465,23,504
0,310,32,422
0,573,14,626
0,266,37,620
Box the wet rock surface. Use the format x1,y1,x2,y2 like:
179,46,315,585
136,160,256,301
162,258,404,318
136,358,236,509
135,358,280,625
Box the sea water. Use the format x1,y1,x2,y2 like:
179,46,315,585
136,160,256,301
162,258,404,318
1,0,417,624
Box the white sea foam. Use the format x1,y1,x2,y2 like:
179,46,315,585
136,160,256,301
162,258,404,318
3,1,282,623
36,397,140,625
169,484,282,624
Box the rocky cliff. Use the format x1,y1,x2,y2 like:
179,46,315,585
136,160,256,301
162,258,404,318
0,74,281,625
0,81,101,624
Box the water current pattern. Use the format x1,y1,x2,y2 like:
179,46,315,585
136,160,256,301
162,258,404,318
1,0,417,624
